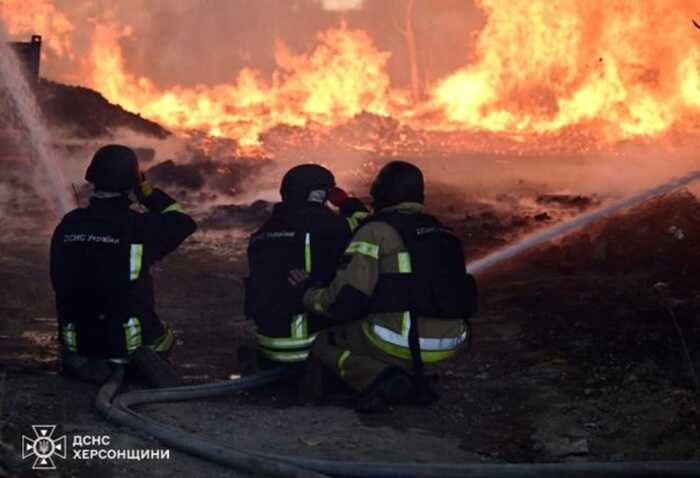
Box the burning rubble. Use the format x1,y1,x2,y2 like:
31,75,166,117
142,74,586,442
36,80,169,139
2,0,700,156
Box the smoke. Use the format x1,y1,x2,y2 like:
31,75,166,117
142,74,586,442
2,0,700,233
0,0,74,58
0,22,72,217
317,0,364,11
0,0,482,88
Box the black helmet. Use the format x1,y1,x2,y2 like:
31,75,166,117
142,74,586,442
370,160,424,210
280,164,335,202
85,144,140,192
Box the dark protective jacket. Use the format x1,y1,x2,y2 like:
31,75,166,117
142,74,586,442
50,189,196,359
246,198,368,362
303,202,477,364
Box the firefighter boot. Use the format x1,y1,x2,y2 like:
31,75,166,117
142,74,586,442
130,346,179,388
61,350,113,384
355,367,413,413
298,357,325,403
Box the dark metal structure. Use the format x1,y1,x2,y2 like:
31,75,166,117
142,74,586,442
9,35,41,80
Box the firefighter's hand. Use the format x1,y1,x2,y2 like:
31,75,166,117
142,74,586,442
327,187,349,207
288,269,310,287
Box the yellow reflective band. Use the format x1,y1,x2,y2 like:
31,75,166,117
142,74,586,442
123,317,143,353
130,244,144,281
257,333,317,350
345,241,380,259
304,233,312,273
291,314,308,339
398,252,412,273
62,323,77,352
401,312,411,337
151,328,174,353
162,202,184,214
362,321,459,363
337,350,351,378
346,216,359,230
259,348,310,363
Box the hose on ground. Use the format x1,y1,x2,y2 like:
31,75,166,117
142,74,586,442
97,366,700,478
96,366,329,478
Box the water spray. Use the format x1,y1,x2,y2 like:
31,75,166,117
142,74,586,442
0,28,73,215
467,169,700,275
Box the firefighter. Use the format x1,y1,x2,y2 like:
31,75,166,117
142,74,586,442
50,144,196,383
245,164,368,368
289,161,477,412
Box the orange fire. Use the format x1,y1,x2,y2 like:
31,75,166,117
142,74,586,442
428,0,700,142
89,21,399,150
3,0,700,152
0,0,74,58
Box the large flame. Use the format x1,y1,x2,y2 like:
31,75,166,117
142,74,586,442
2,0,700,152
429,0,700,141
90,22,397,149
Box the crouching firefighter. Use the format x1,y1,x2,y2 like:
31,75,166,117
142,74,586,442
245,164,367,369
50,145,197,384
289,161,477,412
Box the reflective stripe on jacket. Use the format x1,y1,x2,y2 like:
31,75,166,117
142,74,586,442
248,198,368,363
303,202,468,362
51,189,196,359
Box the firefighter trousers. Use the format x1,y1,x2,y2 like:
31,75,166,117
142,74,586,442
310,320,412,392
61,327,175,384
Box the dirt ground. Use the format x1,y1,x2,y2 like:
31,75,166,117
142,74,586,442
2,194,700,477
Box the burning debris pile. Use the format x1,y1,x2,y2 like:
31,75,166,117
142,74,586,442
36,80,170,139
146,155,270,200
260,112,427,158
257,111,585,158
4,1,699,156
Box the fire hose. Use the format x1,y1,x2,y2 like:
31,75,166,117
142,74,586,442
467,168,700,275
96,169,700,476
97,366,700,478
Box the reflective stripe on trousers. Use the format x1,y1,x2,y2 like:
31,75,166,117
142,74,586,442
62,323,78,352
256,333,317,350
256,314,315,363
362,319,468,363
110,327,174,364
123,317,143,353
337,350,351,377
258,348,311,362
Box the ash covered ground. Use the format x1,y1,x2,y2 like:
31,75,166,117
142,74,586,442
1,81,700,477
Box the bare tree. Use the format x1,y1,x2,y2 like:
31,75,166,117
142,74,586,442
396,0,423,102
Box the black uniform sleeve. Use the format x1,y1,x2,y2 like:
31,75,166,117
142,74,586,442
338,197,368,217
140,188,197,262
